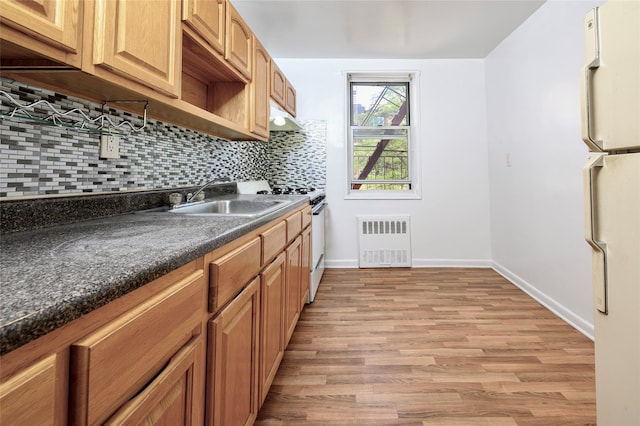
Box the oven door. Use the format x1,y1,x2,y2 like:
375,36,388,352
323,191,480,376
309,202,326,302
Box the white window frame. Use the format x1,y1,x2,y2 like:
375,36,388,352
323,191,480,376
345,72,421,200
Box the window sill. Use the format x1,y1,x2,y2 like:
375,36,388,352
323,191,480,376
344,190,421,200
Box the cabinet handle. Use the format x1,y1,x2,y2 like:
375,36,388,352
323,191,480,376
584,155,607,314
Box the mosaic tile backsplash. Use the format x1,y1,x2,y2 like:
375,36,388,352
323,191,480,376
267,120,327,191
0,77,326,199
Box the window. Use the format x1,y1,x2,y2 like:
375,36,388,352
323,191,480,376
347,73,418,197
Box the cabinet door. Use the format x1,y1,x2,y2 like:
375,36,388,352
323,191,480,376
92,0,181,97
105,337,202,426
182,0,225,54
207,277,260,426
259,252,286,404
270,61,286,109
285,80,297,117
0,0,82,65
224,2,252,80
0,354,65,425
300,227,311,309
284,236,302,345
251,36,270,138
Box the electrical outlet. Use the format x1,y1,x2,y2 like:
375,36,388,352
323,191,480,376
100,135,120,159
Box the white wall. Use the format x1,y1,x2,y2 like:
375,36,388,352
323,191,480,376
276,59,492,268
485,0,603,337
276,0,602,339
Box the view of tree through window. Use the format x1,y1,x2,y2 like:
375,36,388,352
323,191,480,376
349,80,411,191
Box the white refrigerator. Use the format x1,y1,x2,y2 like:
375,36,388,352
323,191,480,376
580,1,640,424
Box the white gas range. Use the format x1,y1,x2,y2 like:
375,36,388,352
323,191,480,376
237,180,326,303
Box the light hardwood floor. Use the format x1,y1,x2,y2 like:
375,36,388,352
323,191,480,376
256,268,596,426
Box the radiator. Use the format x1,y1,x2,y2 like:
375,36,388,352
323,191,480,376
357,215,411,268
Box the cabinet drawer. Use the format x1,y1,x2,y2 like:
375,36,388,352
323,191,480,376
261,220,286,265
286,211,302,243
302,206,312,229
0,355,60,425
70,270,204,425
210,237,261,312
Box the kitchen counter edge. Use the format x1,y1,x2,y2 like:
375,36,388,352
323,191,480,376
0,196,308,355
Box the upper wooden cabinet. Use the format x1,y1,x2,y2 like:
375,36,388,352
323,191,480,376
270,60,297,117
270,61,286,108
90,0,182,98
1,0,286,141
225,2,252,80
0,0,83,67
285,80,297,116
182,0,225,55
251,36,270,138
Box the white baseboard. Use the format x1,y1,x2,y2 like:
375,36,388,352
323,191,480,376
325,258,492,269
492,262,594,341
411,258,492,268
325,259,359,268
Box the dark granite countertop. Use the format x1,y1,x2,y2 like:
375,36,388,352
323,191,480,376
0,194,308,355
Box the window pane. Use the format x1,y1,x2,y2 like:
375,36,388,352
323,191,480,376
353,128,408,138
352,136,409,182
351,183,411,191
351,83,408,126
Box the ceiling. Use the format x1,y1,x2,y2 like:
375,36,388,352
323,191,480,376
232,0,546,59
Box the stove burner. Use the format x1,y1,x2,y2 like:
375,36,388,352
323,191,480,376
257,186,321,196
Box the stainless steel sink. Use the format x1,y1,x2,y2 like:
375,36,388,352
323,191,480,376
168,199,288,217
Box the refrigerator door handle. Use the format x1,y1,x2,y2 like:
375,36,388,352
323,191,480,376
580,8,604,152
584,155,608,314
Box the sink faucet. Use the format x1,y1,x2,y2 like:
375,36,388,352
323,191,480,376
186,177,231,203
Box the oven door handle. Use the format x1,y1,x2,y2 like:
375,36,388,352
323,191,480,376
312,202,327,215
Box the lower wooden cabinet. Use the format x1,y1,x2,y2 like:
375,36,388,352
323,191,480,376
284,235,302,346
300,226,311,308
104,336,203,425
69,270,204,425
0,206,313,426
0,354,66,425
259,252,286,404
207,277,260,426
